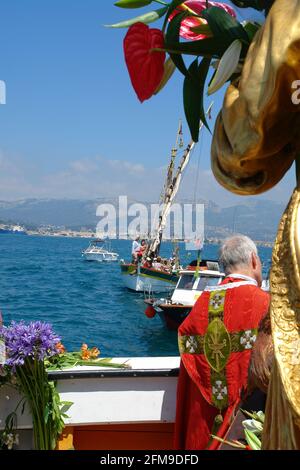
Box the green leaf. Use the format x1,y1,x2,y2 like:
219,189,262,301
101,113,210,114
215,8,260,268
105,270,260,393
165,11,188,76
114,0,153,8
60,403,73,415
243,21,261,42
44,404,50,424
106,6,168,28
190,23,212,36
162,0,185,32
165,36,227,59
183,57,211,142
244,429,262,450
201,7,249,46
60,400,73,407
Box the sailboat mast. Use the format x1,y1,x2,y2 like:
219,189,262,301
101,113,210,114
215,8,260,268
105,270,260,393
160,120,182,204
150,138,196,256
147,104,213,258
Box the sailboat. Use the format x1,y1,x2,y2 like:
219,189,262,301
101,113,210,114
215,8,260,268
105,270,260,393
120,107,212,293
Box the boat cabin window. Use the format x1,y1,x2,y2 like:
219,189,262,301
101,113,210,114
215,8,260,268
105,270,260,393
194,276,221,291
177,274,195,290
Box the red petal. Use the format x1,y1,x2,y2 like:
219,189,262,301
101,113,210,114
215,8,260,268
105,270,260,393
123,22,165,103
168,1,236,41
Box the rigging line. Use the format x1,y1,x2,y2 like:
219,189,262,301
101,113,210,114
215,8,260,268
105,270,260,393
192,128,204,205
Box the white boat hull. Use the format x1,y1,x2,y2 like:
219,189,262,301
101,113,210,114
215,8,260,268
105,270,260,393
122,272,175,293
83,252,119,262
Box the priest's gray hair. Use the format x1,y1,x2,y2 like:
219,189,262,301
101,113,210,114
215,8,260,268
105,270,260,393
219,235,258,274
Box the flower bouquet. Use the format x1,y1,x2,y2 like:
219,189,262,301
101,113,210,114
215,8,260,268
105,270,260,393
109,0,274,141
0,321,130,450
0,321,72,450
211,409,264,450
46,342,130,370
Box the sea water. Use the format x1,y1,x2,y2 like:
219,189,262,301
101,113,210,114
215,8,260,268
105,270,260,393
0,235,272,357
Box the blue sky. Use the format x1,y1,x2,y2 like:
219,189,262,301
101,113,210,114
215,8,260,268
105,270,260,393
0,0,295,206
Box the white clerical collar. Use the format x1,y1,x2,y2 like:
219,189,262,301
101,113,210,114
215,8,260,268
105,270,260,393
227,273,258,286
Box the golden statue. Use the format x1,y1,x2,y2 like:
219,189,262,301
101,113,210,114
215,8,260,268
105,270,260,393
113,0,300,448
211,0,300,449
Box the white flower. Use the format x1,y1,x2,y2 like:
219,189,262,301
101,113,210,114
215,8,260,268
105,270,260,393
256,411,265,423
242,418,263,435
5,433,14,450
208,39,242,95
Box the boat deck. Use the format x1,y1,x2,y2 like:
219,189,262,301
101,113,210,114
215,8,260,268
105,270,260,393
0,357,180,450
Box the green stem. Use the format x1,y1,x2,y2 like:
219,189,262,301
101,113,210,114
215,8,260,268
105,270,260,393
17,360,47,449
16,364,43,449
153,0,168,4
33,357,45,449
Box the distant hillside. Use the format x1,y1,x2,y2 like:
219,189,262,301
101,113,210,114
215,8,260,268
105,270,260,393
205,199,285,241
0,198,284,241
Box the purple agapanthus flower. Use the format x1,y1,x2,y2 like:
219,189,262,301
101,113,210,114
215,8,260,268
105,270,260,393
0,321,61,369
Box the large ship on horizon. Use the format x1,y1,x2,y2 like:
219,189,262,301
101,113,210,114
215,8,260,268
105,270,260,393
0,224,27,235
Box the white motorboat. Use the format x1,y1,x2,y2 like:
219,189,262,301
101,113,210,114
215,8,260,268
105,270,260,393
82,239,119,262
144,260,225,330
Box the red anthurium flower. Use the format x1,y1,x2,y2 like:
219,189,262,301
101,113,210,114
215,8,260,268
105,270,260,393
123,22,165,103
168,1,236,41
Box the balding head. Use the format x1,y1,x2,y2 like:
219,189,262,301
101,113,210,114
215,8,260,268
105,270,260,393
219,235,262,286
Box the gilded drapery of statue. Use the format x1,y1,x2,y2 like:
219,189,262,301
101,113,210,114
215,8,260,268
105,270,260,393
211,0,300,449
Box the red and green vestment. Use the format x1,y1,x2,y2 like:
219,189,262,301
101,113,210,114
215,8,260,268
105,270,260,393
174,275,270,450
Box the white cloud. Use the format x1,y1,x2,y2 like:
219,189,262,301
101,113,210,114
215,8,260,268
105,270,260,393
107,159,145,175
0,150,294,208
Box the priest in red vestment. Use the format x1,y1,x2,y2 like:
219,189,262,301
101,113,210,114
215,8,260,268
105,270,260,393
174,235,270,450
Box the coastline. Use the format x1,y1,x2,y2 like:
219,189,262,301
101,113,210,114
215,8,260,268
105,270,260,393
0,228,274,248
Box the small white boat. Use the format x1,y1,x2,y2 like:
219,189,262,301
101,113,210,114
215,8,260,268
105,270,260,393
82,239,119,262
145,260,225,329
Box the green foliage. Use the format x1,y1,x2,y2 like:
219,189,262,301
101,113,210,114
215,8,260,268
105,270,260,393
14,357,73,450
243,21,261,42
0,411,19,450
114,0,153,8
201,7,249,43
165,11,188,76
112,0,265,141
183,58,211,141
47,381,73,450
162,0,186,32
46,351,130,370
244,429,262,450
106,6,168,28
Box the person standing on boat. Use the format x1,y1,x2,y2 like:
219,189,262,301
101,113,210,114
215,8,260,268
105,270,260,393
174,235,270,450
131,236,141,263
136,239,147,259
